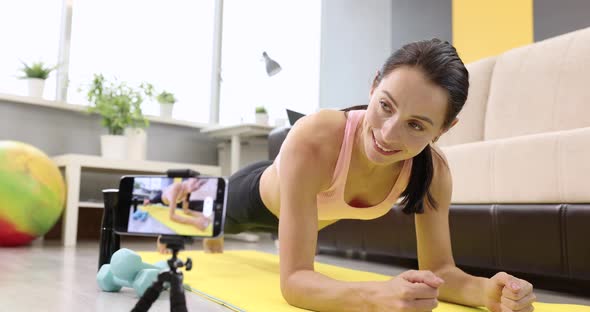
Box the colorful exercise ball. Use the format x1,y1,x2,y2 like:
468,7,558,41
0,141,65,246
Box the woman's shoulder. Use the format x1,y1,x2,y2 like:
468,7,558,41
288,109,347,148
279,109,347,184
302,108,346,128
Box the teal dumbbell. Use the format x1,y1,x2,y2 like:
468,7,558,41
132,210,148,221
132,269,161,297
97,248,168,296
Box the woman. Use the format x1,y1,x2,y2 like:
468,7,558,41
163,39,536,312
146,178,211,230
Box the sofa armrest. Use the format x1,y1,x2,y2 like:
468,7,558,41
268,126,291,160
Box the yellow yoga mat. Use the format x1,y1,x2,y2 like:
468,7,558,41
138,250,590,312
138,204,213,236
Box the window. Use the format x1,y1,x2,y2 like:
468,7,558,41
219,0,321,125
0,0,63,99
67,0,215,123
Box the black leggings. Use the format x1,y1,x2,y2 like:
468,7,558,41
224,160,279,234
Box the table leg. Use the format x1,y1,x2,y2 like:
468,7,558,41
230,134,241,174
62,164,81,247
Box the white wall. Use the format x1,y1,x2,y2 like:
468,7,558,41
319,0,392,109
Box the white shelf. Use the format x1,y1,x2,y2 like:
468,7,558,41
201,123,275,138
0,92,210,129
79,201,104,209
53,153,221,176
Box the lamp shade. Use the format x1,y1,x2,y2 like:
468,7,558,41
262,51,282,77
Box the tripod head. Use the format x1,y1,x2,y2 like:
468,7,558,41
159,235,194,272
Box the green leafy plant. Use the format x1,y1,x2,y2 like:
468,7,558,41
156,90,176,105
19,61,56,80
85,74,153,135
255,106,267,114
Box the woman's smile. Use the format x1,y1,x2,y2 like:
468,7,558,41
370,129,401,156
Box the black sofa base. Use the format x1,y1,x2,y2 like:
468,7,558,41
318,204,590,284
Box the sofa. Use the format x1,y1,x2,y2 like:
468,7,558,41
267,26,590,288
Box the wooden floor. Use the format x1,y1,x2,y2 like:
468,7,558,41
1,235,589,311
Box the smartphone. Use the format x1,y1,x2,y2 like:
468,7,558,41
115,175,227,238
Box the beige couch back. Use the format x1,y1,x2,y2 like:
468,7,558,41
436,27,590,204
485,27,590,140
437,56,495,146
439,26,590,146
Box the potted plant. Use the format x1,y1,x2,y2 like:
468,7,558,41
156,90,176,118
123,82,155,160
255,106,268,125
86,74,152,160
18,61,56,98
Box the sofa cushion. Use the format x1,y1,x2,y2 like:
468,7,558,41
442,127,590,203
441,141,496,203
438,56,496,147
484,26,590,140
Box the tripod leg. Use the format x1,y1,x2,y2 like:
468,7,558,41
132,279,165,312
169,273,188,312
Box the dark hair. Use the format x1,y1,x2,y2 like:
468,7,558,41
342,38,469,214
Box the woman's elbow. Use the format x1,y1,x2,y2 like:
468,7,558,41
280,274,297,305
280,272,306,307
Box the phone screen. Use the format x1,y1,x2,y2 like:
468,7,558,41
116,176,227,238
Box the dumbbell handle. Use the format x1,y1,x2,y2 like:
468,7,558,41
109,248,167,281
112,265,160,286
111,261,166,283
112,275,133,288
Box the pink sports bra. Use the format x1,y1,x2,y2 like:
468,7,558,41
275,110,413,220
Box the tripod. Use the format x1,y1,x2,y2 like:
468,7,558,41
131,236,194,312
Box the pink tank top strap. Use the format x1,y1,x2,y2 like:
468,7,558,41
323,110,364,190
274,110,363,180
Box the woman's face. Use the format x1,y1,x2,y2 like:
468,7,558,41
362,66,451,166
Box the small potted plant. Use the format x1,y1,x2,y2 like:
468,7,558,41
19,61,56,98
255,106,268,125
85,74,152,160
156,90,176,118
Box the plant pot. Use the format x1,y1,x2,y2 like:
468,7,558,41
159,103,174,118
255,113,268,125
100,134,127,160
124,128,147,161
27,78,45,98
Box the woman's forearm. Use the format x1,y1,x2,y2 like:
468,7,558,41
436,265,488,307
283,270,380,312
170,213,194,225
